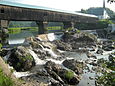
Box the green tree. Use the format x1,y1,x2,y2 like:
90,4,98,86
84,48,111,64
79,7,115,18
80,9,87,13
108,0,115,3
97,19,112,29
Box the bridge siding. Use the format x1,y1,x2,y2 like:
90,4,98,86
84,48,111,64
0,5,98,23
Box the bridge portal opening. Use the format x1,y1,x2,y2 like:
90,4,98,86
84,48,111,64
0,9,4,13
8,21,38,45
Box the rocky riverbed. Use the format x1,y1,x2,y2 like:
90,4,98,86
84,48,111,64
0,31,115,86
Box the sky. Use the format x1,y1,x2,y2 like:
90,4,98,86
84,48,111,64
3,0,115,12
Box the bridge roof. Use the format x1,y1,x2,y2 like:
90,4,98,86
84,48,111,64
0,1,98,18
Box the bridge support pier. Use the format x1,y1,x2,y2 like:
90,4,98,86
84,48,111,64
63,22,75,30
0,20,9,45
36,21,48,34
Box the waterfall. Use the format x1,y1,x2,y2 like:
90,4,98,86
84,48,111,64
47,33,55,41
13,71,33,78
44,48,57,58
28,49,45,65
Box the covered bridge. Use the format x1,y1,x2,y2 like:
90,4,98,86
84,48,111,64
0,1,98,34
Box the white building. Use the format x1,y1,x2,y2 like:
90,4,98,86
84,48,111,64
98,0,110,19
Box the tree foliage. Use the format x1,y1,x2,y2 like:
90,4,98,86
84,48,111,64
96,19,112,29
79,7,115,18
108,0,115,3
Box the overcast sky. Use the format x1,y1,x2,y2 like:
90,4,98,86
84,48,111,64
3,0,115,12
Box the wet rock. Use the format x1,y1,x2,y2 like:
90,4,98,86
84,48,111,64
102,40,115,51
50,78,63,86
44,61,62,71
87,52,97,59
44,61,64,84
69,76,80,85
30,41,44,49
61,32,97,49
63,32,97,43
0,49,9,57
102,45,114,51
44,61,81,85
62,59,84,74
57,69,80,85
8,46,35,71
21,74,50,86
108,54,115,62
85,59,97,66
36,68,49,76
96,49,103,54
53,40,72,51
33,49,47,60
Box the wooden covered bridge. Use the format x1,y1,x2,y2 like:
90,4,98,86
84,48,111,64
0,1,98,34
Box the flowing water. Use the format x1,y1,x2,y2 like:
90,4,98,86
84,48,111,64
8,30,38,45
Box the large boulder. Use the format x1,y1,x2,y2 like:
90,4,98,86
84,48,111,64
44,61,80,85
61,32,97,49
62,59,85,75
62,32,97,43
52,40,72,51
8,46,35,71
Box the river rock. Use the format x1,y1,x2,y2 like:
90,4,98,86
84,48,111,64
102,40,115,51
8,46,35,71
58,69,80,85
53,40,72,51
62,32,97,43
87,52,97,59
50,78,63,86
61,32,97,49
108,54,115,62
96,49,103,54
44,61,80,85
62,59,84,74
44,61,64,84
102,45,115,51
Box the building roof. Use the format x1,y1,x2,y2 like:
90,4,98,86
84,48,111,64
0,1,97,18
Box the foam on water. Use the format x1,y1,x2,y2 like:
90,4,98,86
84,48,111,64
46,58,64,64
47,33,55,41
13,71,33,78
28,49,45,65
44,48,58,58
8,39,25,44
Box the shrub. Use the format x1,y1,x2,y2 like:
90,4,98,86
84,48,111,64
64,70,74,80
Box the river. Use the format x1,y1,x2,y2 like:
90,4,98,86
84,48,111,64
7,30,115,86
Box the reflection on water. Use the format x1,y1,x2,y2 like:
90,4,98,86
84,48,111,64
8,30,38,44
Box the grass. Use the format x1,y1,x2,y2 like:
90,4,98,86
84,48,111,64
47,26,62,30
8,27,38,34
8,28,21,34
0,67,14,86
8,26,63,34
